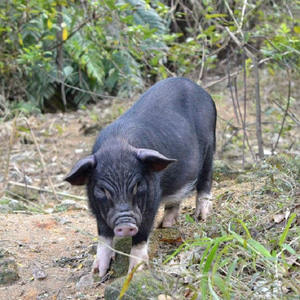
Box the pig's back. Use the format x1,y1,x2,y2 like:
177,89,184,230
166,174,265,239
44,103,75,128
93,78,216,196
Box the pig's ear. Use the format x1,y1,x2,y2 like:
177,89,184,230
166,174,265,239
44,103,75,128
136,148,176,172
64,155,96,185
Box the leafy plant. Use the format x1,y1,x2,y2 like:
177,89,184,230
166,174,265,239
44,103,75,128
0,0,170,111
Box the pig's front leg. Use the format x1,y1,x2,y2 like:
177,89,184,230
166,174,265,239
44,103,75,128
128,241,148,273
128,231,150,273
92,235,114,277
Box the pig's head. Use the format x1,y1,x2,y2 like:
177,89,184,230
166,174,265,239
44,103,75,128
64,143,176,237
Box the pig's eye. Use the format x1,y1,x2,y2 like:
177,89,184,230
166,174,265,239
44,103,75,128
132,182,139,196
95,187,111,199
103,188,111,199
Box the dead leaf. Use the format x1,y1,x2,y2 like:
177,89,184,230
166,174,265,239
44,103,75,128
273,210,290,223
273,214,285,223
160,237,183,244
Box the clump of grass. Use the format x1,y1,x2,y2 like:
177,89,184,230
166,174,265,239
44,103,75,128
158,154,299,299
162,215,298,299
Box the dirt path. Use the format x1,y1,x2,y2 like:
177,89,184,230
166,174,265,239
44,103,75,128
0,210,105,299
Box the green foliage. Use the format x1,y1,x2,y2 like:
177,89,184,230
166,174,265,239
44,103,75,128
0,0,299,112
0,0,170,111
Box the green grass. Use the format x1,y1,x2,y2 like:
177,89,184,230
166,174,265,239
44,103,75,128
158,154,300,299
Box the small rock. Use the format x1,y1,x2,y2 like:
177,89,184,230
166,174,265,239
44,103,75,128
36,291,49,300
104,270,174,300
76,273,94,290
55,216,72,225
0,249,19,285
33,268,47,280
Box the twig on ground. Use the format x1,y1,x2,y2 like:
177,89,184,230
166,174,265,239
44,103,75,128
5,190,47,211
8,181,86,201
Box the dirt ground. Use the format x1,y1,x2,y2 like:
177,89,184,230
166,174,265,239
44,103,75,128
0,211,101,299
0,81,299,299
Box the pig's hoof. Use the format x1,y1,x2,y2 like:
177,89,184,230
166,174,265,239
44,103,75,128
195,200,212,221
161,216,177,228
92,255,113,277
158,215,177,228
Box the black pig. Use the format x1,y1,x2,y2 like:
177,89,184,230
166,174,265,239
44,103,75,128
65,77,217,276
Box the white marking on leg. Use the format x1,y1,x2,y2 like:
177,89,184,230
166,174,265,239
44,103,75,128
195,192,212,221
162,205,179,228
92,236,113,277
128,241,148,273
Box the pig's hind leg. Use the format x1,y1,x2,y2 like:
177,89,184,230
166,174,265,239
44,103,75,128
195,148,213,221
161,202,180,228
160,181,196,228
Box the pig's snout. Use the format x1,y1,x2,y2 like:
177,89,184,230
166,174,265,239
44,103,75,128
114,223,138,237
112,210,141,237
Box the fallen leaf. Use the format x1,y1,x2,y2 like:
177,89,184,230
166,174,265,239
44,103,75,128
160,237,183,244
33,268,47,280
273,214,285,223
